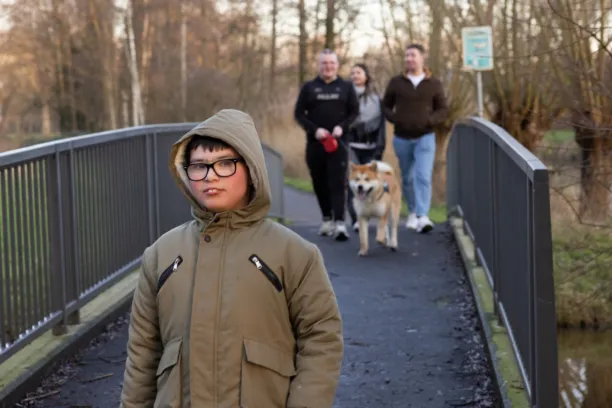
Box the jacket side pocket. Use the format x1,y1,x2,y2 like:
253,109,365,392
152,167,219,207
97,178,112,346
240,338,296,408
154,337,183,408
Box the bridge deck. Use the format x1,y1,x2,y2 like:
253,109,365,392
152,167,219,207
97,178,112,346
24,188,496,407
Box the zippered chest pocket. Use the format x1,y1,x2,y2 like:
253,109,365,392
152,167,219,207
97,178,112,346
248,254,283,293
157,256,183,295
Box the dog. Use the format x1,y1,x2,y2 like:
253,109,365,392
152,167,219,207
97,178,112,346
348,160,402,257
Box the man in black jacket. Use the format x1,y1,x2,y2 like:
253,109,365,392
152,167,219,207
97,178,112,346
294,49,360,241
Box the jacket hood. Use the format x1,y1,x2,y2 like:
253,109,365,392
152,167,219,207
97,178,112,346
169,109,272,227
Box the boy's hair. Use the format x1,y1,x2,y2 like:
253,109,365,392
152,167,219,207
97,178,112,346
406,43,426,54
184,135,232,166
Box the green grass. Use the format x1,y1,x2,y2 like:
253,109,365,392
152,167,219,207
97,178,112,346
284,176,447,224
544,129,575,143
553,229,612,327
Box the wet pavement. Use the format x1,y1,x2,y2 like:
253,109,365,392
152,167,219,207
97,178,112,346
18,188,497,407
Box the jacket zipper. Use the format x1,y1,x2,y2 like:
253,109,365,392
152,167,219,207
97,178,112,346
157,255,183,294
248,255,283,293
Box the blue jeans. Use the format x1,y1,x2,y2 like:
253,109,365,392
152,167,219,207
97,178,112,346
392,133,436,217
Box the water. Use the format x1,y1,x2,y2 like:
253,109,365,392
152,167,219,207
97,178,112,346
558,330,612,407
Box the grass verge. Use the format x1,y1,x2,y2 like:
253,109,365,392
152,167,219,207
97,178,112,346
284,176,447,224
553,227,612,328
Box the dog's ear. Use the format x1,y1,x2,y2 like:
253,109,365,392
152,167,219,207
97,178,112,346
370,161,378,172
349,162,357,171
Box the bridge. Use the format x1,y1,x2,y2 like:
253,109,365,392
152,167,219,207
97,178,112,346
0,118,558,407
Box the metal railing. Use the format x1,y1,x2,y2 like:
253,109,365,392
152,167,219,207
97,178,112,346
0,123,285,364
446,117,558,407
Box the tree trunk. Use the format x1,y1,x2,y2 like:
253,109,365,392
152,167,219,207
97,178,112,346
121,90,129,128
180,0,188,122
269,0,278,93
298,0,307,86
581,137,609,223
65,38,78,132
432,130,450,205
325,0,334,49
125,0,144,125
91,0,118,129
41,101,52,137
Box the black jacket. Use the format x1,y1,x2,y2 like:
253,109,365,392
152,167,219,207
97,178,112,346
294,76,360,144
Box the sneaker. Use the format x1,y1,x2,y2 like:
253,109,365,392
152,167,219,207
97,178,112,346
405,213,418,230
334,221,350,241
318,220,335,236
416,216,434,233
352,221,359,232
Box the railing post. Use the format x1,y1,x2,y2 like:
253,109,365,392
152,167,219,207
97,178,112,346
49,149,68,335
490,138,500,319
0,169,6,347
445,126,459,218
146,133,156,244
67,146,80,325
279,153,286,224
531,169,558,408
153,131,161,238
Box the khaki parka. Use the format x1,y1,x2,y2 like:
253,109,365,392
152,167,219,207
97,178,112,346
119,109,343,408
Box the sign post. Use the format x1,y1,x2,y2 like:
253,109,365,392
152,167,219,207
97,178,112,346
461,26,494,117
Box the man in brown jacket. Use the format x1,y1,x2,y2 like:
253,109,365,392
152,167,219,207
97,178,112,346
119,109,344,407
382,43,448,234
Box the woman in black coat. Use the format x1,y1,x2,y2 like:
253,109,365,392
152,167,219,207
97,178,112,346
347,63,387,232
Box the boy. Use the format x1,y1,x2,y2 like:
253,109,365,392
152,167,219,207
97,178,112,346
120,109,344,407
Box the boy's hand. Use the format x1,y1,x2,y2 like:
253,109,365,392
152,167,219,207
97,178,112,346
332,126,343,138
315,128,328,140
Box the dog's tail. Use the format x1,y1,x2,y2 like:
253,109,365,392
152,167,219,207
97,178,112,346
374,160,394,176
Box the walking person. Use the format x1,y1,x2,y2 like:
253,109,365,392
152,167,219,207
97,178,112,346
294,49,360,241
346,63,387,232
120,109,343,408
382,43,448,233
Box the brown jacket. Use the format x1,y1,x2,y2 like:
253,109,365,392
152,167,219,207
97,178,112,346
382,69,448,139
119,109,344,408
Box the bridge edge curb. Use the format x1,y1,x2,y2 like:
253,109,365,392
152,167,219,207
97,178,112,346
449,216,530,408
0,291,135,408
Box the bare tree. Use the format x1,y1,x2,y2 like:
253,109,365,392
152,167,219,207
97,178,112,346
544,0,612,223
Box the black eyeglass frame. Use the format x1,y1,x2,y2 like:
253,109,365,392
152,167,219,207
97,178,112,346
183,158,244,181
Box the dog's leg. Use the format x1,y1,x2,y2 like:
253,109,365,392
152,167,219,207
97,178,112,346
389,201,401,252
358,217,369,256
384,223,390,244
376,213,388,246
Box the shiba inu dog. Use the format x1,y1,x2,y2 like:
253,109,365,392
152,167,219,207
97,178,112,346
348,161,402,256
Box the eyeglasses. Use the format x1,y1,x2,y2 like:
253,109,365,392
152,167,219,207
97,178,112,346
184,158,244,181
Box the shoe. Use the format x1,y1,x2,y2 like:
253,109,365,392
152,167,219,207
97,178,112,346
352,221,359,232
405,213,418,230
318,220,335,236
416,216,434,233
334,221,349,241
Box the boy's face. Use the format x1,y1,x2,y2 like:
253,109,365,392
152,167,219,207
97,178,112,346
187,145,250,213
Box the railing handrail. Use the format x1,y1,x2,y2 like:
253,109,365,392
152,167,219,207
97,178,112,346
0,123,284,167
0,123,285,367
455,117,548,179
447,116,558,408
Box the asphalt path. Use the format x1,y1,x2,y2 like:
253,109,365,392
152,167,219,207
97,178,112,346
19,187,497,407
